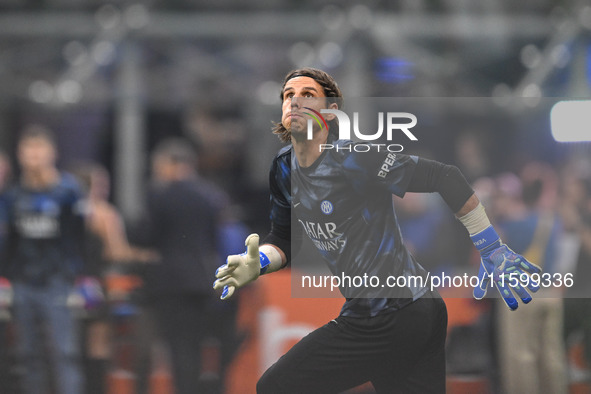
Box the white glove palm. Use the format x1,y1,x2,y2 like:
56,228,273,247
213,234,261,300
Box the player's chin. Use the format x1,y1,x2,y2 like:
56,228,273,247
290,128,311,142
286,122,305,135
284,116,306,129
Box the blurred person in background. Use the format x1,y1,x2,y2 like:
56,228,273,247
0,149,17,392
0,149,11,190
558,166,590,275
494,163,567,394
563,173,591,381
71,162,158,394
491,172,524,222
0,150,13,264
187,106,248,194
454,131,491,183
0,126,85,394
133,137,229,394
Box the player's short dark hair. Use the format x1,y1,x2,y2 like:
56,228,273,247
152,137,198,167
19,124,57,148
272,68,343,143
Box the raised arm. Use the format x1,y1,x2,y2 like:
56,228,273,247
407,157,542,310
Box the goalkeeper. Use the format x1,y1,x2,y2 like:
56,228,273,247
214,68,541,393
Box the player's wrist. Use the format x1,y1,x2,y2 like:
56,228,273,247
259,251,271,275
458,202,490,234
470,225,501,255
259,244,283,275
458,202,501,254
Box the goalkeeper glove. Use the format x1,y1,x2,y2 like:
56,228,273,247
472,225,542,310
213,234,282,300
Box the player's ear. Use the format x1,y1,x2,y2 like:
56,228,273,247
324,101,339,121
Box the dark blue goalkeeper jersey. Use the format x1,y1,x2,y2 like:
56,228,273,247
269,139,430,318
0,173,85,285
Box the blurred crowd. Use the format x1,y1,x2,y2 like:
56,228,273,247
0,117,589,394
0,126,249,394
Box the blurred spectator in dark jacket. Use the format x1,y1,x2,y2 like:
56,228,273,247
133,137,230,394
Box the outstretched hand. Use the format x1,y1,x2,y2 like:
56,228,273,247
473,243,542,310
213,234,261,300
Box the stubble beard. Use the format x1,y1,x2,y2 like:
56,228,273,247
284,116,308,142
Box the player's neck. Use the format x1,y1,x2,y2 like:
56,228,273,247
21,167,59,190
292,128,328,168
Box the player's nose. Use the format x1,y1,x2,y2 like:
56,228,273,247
290,96,301,109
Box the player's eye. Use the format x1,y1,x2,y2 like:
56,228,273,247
284,92,294,100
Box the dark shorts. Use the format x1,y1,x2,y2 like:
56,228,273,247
257,293,447,394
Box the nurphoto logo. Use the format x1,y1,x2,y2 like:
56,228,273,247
303,107,418,152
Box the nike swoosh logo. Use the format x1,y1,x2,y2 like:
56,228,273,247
294,202,301,208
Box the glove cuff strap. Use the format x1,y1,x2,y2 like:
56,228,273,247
259,244,284,275
470,225,501,252
259,252,271,275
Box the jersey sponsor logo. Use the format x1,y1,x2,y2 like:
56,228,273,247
320,200,333,215
377,152,398,178
298,219,346,252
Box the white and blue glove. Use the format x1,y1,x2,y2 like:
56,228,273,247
459,202,542,311
471,225,542,310
213,234,282,300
